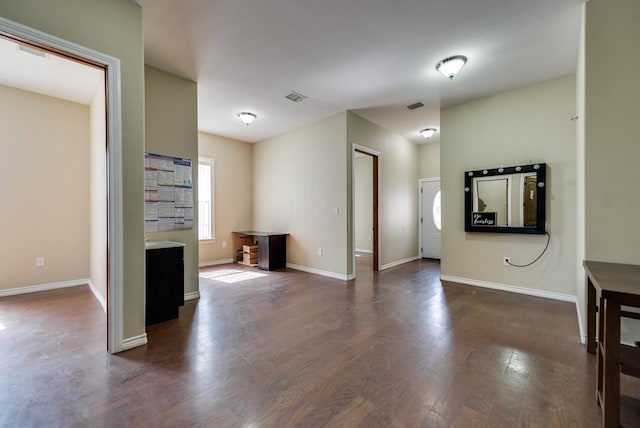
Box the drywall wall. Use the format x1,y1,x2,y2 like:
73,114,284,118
347,111,419,272
144,65,199,297
575,4,586,339
89,73,107,306
253,112,348,277
0,0,146,341
585,0,640,343
354,154,373,252
198,132,253,265
441,75,577,297
585,0,640,264
418,142,440,179
0,85,89,289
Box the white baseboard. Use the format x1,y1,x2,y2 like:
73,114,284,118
380,256,421,271
122,333,147,351
199,258,234,267
440,275,576,303
286,263,352,281
355,248,373,254
0,279,87,298
184,291,200,301
87,279,107,313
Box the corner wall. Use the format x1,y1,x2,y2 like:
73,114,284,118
253,112,348,278
347,111,419,272
585,0,640,343
441,75,577,298
144,65,199,297
0,85,89,290
585,0,640,263
198,132,253,265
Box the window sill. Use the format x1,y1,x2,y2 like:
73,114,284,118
199,239,217,245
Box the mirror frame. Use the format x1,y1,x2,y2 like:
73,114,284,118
464,163,546,234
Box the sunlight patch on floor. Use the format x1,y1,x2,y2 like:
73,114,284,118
200,269,267,283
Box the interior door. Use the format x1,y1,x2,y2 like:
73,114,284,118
421,180,441,259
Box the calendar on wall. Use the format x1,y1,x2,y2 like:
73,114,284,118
144,152,193,232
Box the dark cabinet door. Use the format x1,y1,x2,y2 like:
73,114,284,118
145,247,184,325
257,235,286,271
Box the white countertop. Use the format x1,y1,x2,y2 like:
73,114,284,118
145,240,186,250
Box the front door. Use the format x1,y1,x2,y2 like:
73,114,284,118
421,180,441,259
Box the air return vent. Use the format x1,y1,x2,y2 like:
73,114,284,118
406,102,424,110
18,43,47,58
285,91,307,103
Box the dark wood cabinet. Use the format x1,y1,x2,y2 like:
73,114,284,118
145,243,185,326
233,232,287,271
257,234,286,270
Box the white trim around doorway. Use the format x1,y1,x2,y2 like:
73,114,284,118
0,17,126,353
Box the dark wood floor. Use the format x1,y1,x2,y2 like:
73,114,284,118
1,255,639,427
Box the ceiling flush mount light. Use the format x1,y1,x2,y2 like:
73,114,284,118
420,128,437,139
237,112,257,126
436,55,467,79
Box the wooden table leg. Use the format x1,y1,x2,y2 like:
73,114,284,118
587,277,597,354
602,297,621,428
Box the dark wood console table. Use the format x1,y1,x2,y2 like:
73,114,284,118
584,260,640,427
233,231,287,271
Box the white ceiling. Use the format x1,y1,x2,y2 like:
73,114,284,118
138,0,585,144
0,36,103,105
0,1,585,144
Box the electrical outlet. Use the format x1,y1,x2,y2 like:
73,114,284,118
318,248,323,256
222,241,227,248
503,256,511,266
35,257,45,267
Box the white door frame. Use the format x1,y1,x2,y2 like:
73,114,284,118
418,177,440,258
0,17,125,353
351,143,381,275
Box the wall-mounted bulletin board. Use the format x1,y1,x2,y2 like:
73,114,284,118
144,152,193,232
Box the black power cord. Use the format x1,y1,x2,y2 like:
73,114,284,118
506,231,551,268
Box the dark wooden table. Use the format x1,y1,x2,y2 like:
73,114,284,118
584,260,640,427
233,231,287,271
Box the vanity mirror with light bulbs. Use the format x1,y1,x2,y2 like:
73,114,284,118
464,163,546,234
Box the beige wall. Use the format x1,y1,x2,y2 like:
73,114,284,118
198,132,253,264
254,112,348,277
441,75,577,297
575,4,586,338
0,0,146,340
585,0,640,263
89,75,107,305
0,85,89,289
354,155,373,252
347,111,419,271
144,65,199,296
585,0,640,342
418,142,440,179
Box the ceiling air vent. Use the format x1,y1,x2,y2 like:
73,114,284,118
17,43,47,58
406,102,424,110
285,91,308,103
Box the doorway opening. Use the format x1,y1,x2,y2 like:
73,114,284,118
353,145,379,274
0,17,124,353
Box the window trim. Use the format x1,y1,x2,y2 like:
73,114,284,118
198,157,215,241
